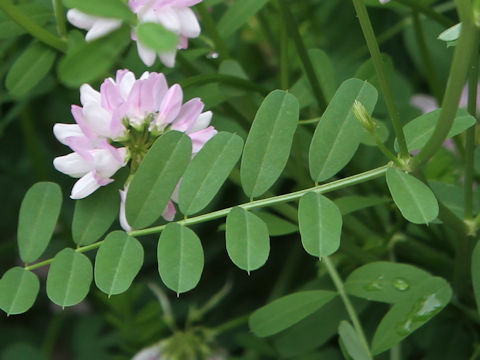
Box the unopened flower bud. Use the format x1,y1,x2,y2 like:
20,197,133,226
353,100,376,133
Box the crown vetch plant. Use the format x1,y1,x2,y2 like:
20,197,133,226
2,0,480,359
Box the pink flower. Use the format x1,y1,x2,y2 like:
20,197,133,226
131,0,202,67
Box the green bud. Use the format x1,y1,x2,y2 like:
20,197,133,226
352,100,376,133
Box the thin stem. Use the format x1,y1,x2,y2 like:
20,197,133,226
371,132,403,167
411,0,476,170
179,74,268,95
52,0,67,38
298,117,321,125
352,0,409,159
214,314,249,334
196,3,230,60
277,0,327,110
323,257,371,357
24,164,391,271
0,0,67,52
464,29,479,220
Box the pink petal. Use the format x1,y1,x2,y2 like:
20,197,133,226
156,84,183,127
410,94,439,114
162,200,176,221
71,105,96,140
100,78,124,111
189,126,217,154
65,136,95,161
170,98,204,132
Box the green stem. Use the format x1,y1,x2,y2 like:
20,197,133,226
372,133,403,167
0,0,67,52
214,314,249,334
52,0,67,38
323,257,372,357
24,164,391,271
394,0,455,28
298,117,321,125
410,0,476,170
179,74,268,95
352,0,410,159
464,29,479,220
196,3,230,60
277,0,327,110
413,12,442,102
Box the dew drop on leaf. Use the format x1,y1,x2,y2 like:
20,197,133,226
393,278,410,291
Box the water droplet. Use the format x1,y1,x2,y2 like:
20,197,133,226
207,51,219,59
364,276,384,291
395,319,412,336
394,294,443,337
393,278,410,291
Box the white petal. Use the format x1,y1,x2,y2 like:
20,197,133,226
158,51,177,68
66,9,96,30
410,94,439,114
80,84,101,106
85,18,122,42
118,71,137,99
136,40,157,67
119,188,132,232
93,148,126,178
71,172,101,199
82,104,113,137
155,7,181,33
53,153,93,178
176,7,200,38
187,111,212,133
53,124,84,144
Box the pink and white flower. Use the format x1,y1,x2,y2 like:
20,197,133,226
66,0,203,67
66,9,123,42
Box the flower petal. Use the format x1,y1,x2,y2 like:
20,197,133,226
189,126,217,154
176,7,200,38
53,124,84,145
162,200,176,221
188,110,212,134
53,152,93,178
136,40,157,67
85,18,122,42
71,171,102,199
170,98,204,132
67,9,96,30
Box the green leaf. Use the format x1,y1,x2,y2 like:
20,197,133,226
309,79,378,182
6,41,56,97
395,108,476,152
58,26,130,87
298,192,342,258
240,90,299,198
371,277,452,355
157,223,204,294
17,182,62,263
217,0,270,38
359,119,389,146
334,195,388,216
63,0,135,22
308,49,337,102
472,241,480,315
386,168,439,224
126,131,192,229
256,211,298,236
137,22,179,52
249,290,338,337
345,262,431,304
72,184,121,246
1,343,48,360
46,248,93,307
94,231,144,296
338,321,372,360
226,207,270,273
0,267,39,315
179,132,244,215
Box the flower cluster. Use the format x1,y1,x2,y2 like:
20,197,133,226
67,0,202,67
54,69,217,227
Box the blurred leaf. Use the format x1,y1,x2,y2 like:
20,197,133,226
0,267,39,315
309,79,378,182
219,59,249,97
308,48,337,101
395,108,475,152
249,290,337,337
429,181,478,219
338,321,372,360
217,0,270,38
334,195,388,216
63,0,135,22
240,90,299,198
298,192,342,258
6,42,56,97
256,211,298,236
46,248,93,307
179,132,244,215
371,277,452,355
126,131,192,229
157,223,204,294
472,241,480,316
1,343,47,360
386,168,439,224
345,262,433,305
226,207,270,273
137,22,179,52
0,3,52,39
94,231,144,296
72,183,121,246
17,182,62,263
58,26,130,87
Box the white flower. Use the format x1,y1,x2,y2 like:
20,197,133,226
66,9,122,42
